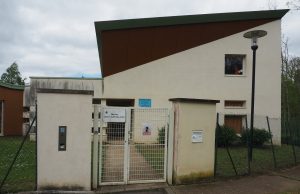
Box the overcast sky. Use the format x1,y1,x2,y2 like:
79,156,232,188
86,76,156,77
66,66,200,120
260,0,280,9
0,0,299,82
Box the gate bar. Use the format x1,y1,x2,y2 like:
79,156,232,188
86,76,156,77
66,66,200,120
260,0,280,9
98,107,103,185
124,108,131,184
163,112,169,180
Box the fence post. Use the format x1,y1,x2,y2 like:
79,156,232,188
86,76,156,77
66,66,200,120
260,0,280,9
35,101,38,191
284,121,289,145
214,113,219,178
224,136,238,175
0,116,37,191
287,122,297,165
266,116,277,169
221,115,238,176
92,105,99,189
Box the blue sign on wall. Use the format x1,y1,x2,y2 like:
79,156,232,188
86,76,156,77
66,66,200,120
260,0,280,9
139,99,152,107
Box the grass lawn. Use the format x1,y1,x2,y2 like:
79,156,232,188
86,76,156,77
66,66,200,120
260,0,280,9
136,143,300,178
135,144,165,173
1,136,299,192
0,137,36,193
216,144,300,177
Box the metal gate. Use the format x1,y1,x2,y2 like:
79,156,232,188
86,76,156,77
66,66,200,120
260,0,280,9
98,107,169,185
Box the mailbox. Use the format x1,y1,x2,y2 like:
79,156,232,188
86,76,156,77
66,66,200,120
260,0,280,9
58,126,67,151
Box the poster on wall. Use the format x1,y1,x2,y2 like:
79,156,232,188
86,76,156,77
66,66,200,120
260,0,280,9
142,123,152,135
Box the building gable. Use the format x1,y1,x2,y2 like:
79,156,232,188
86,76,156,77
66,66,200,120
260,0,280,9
95,9,288,77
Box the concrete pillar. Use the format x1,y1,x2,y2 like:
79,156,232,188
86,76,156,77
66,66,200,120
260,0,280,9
169,98,219,184
37,89,93,191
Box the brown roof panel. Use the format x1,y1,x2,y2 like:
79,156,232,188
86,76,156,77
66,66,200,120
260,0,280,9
95,10,289,77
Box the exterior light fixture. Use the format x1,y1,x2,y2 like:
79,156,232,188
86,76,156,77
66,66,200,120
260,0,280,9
243,30,267,163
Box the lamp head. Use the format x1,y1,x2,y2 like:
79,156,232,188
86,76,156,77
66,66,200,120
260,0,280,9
243,30,267,47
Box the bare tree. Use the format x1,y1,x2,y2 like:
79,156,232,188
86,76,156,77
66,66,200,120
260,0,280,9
286,0,300,10
267,0,278,10
281,37,290,121
281,35,300,121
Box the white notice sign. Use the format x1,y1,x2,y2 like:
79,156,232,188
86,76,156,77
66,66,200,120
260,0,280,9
103,108,126,123
192,130,203,143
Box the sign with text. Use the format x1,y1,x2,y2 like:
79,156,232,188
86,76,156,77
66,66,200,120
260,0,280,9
103,108,126,123
192,130,203,143
139,99,152,107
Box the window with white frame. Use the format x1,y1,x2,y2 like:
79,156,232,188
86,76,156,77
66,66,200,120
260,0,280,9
0,101,3,135
225,54,246,75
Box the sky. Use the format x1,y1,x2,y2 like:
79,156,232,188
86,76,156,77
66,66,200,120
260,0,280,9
0,0,299,82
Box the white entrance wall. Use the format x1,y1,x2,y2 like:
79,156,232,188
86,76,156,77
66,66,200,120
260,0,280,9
101,20,282,143
170,99,218,184
37,90,93,190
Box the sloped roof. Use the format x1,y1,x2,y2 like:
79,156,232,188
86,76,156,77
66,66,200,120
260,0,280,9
30,76,102,80
95,9,288,33
95,9,289,77
0,81,25,90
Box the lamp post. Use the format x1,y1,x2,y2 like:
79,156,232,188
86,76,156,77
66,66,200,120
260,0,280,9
243,30,267,161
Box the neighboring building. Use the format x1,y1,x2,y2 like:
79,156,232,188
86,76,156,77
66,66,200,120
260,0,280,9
28,77,102,107
94,9,288,144
26,77,102,134
0,81,24,136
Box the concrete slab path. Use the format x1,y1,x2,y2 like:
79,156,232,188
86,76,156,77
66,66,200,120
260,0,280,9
98,165,300,194
129,145,162,181
101,141,161,183
20,165,300,194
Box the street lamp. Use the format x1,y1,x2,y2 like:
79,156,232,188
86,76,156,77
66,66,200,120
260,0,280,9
243,30,267,161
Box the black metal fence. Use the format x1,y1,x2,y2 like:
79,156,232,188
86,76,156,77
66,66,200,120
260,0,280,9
0,117,36,193
1,113,299,192
215,113,300,178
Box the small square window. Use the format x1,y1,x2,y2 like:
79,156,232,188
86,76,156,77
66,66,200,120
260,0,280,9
225,54,246,75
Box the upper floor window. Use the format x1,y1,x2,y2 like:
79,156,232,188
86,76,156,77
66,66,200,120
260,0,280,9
225,54,246,76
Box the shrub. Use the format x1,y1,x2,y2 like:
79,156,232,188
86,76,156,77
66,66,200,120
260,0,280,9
241,128,272,146
157,126,165,144
217,125,239,147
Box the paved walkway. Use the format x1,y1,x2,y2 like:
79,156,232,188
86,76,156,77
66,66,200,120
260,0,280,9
129,145,162,181
98,165,300,194
101,141,160,183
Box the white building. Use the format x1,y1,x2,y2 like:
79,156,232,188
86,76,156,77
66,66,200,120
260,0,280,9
94,9,288,144
30,9,288,144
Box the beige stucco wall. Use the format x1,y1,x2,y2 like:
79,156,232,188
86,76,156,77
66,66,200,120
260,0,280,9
37,92,92,190
172,101,217,183
102,20,282,143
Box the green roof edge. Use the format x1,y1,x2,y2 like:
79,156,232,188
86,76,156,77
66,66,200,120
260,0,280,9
0,81,25,90
29,76,102,80
95,9,289,32
94,9,289,77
